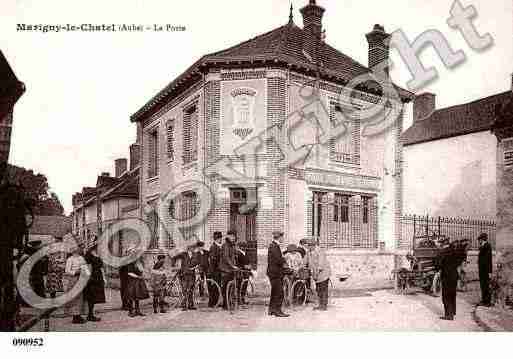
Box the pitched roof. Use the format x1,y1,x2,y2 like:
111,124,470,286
102,167,139,202
131,21,413,123
402,91,512,146
29,215,72,238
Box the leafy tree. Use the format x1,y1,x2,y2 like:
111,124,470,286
4,164,64,216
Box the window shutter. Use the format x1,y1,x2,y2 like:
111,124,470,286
166,120,175,161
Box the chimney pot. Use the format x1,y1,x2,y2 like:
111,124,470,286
413,93,436,122
130,143,141,170
115,158,128,178
366,24,390,75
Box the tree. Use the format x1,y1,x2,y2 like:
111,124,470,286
4,164,64,216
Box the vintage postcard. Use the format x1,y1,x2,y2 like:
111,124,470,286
1,0,513,348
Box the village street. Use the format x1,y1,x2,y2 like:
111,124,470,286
32,287,483,332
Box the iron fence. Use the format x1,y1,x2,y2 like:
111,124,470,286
400,214,496,250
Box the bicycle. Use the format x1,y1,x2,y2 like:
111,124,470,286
163,270,184,309
193,270,222,308
225,268,253,313
284,268,312,307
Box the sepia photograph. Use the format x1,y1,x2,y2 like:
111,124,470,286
1,0,513,351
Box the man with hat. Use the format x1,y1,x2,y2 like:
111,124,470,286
219,230,239,310
266,231,290,317
438,238,466,320
194,239,209,297
207,231,223,307
478,233,493,307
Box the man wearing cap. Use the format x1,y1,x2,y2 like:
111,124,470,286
305,239,331,311
207,231,223,307
478,233,493,307
219,231,239,310
172,243,199,310
438,239,466,320
266,231,289,317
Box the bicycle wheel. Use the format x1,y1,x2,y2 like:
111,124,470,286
205,278,222,308
283,276,292,307
226,280,238,312
193,277,208,305
291,280,307,307
240,279,255,305
165,279,183,309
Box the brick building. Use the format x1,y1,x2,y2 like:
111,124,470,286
131,1,413,283
71,143,141,257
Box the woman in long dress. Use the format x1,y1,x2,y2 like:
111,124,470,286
127,255,149,317
83,243,106,322
64,247,87,324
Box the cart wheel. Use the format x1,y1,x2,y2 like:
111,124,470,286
431,271,441,297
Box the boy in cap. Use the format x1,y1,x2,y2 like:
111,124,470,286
304,238,331,311
151,254,167,314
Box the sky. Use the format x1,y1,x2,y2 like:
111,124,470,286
1,0,512,214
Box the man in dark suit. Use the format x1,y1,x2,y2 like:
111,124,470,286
194,240,209,297
266,231,289,317
478,233,493,306
438,240,466,320
172,244,199,311
207,231,223,308
219,231,238,309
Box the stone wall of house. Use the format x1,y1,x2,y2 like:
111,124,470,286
403,131,497,220
496,137,513,251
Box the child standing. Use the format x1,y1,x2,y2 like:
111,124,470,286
151,255,167,314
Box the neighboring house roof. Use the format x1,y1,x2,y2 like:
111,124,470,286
29,215,72,238
131,21,413,123
75,167,140,209
102,167,139,202
402,91,511,146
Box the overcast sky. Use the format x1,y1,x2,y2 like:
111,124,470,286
2,0,511,214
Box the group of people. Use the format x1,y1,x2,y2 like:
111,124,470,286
16,238,106,325
436,233,493,321
267,232,332,317
118,230,252,315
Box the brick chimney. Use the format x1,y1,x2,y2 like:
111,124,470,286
300,0,325,60
130,143,141,170
115,158,127,178
366,24,391,76
413,93,436,122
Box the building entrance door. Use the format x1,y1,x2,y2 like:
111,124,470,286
229,188,257,268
